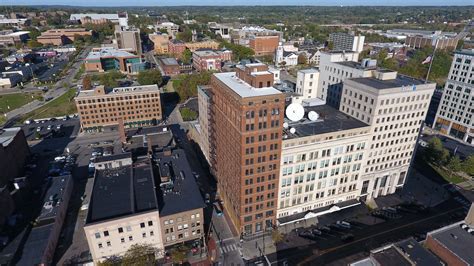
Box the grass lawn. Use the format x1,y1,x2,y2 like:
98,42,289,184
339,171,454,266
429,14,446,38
430,163,466,184
0,92,43,114
21,88,77,121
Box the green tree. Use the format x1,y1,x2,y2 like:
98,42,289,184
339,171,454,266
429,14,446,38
182,49,192,64
461,155,474,175
177,29,193,42
137,69,163,86
175,72,212,102
180,107,198,121
219,41,254,61
82,75,92,90
121,244,158,266
297,54,308,65
425,137,449,164
170,245,189,264
271,230,284,244
447,156,462,175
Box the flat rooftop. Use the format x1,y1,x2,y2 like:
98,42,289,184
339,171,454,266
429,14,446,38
428,221,474,263
0,127,21,147
38,175,71,222
214,72,282,98
283,105,369,139
70,13,120,20
160,57,179,66
85,47,137,60
299,68,318,74
155,149,205,217
193,50,219,57
349,75,428,90
76,84,160,98
17,223,55,265
335,61,375,70
395,238,442,266
87,154,158,224
456,49,474,56
371,246,412,266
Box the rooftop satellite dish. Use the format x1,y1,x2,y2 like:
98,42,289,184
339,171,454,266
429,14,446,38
286,103,304,122
308,111,319,121
289,127,296,134
283,122,289,129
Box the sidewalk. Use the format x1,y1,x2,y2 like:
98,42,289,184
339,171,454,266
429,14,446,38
241,233,276,261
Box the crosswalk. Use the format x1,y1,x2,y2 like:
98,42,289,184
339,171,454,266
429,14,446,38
219,243,238,254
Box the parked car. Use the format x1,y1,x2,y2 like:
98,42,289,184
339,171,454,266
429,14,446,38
340,234,354,242
205,193,211,204
56,124,62,130
36,126,42,132
336,221,351,229
214,202,223,216
47,125,53,130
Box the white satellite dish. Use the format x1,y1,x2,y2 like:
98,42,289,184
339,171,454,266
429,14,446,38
308,111,319,121
286,103,305,122
289,127,296,134
283,122,289,129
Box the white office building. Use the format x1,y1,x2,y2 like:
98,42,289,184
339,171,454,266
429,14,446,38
433,49,474,144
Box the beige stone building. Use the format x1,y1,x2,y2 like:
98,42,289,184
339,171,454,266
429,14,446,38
75,85,162,131
277,105,371,226
341,71,435,200
197,85,211,163
149,33,169,54
84,154,165,263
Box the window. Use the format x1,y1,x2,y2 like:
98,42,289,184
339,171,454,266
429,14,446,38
148,221,153,226
118,227,123,233
95,232,101,239
142,232,147,238
121,238,125,243
150,231,154,236
98,243,103,248
140,222,145,228
106,241,111,247
103,230,109,237
129,236,133,241
126,226,132,232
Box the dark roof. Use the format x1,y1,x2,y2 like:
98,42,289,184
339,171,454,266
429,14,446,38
17,224,55,265
395,238,443,266
283,105,369,139
87,155,158,224
372,246,412,266
38,175,72,223
335,61,374,70
429,221,474,263
349,75,427,90
155,149,206,216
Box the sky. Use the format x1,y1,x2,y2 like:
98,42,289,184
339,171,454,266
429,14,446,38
5,0,474,6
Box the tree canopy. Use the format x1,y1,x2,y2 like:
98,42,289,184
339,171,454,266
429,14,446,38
137,69,163,86
219,40,254,61
175,72,212,102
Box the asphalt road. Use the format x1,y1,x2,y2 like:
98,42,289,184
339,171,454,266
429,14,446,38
274,198,466,265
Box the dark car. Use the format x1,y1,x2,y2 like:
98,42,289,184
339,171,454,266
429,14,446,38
340,234,354,242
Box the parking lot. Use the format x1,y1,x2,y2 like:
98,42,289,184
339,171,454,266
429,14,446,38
22,117,80,141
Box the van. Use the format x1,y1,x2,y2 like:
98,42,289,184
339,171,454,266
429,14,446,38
336,221,351,229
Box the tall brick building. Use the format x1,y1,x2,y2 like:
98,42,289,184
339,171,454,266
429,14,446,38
249,36,280,56
209,63,285,236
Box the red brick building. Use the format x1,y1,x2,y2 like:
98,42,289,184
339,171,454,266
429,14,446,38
249,36,280,56
192,50,232,72
168,40,186,58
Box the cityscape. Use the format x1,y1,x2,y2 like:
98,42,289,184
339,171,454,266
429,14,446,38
0,3,473,266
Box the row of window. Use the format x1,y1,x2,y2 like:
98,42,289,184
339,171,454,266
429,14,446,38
94,221,154,239
97,231,155,249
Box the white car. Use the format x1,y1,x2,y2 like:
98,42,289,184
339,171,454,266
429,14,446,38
56,124,62,130
47,125,52,130
36,127,42,132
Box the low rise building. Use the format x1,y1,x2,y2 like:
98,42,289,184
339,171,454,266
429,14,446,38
168,40,187,58
155,22,179,39
114,25,142,56
154,149,206,247
70,12,128,27
291,68,319,104
0,30,29,46
192,49,232,71
149,33,169,54
17,175,73,265
208,22,232,40
185,40,220,52
84,154,165,263
37,28,92,46
275,44,298,67
350,238,443,266
158,58,180,77
75,85,162,131
425,204,474,266
84,47,145,74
